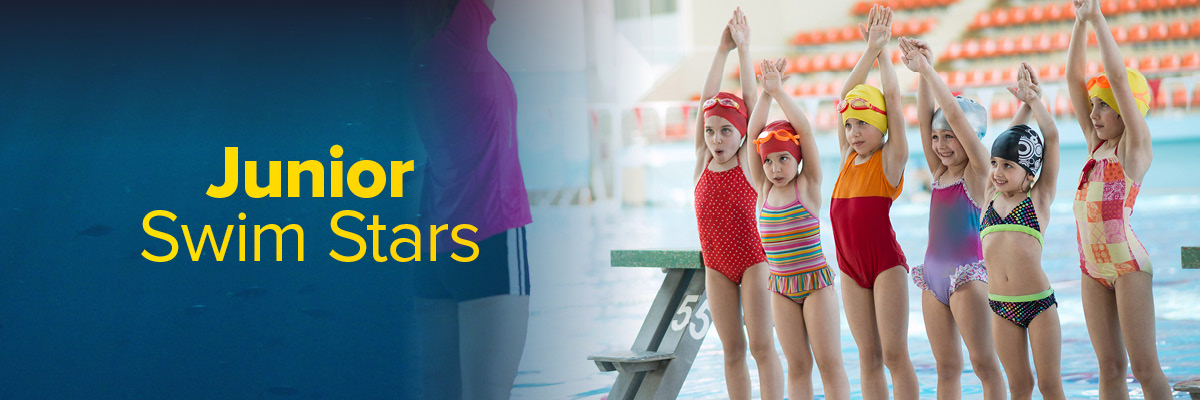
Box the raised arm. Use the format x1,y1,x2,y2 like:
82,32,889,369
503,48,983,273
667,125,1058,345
838,5,890,157
1065,5,1098,149
1006,62,1043,128
747,72,774,190
900,38,941,176
878,41,907,187
730,8,758,113
766,59,821,196
693,15,738,183
1081,0,1152,180
1016,66,1060,203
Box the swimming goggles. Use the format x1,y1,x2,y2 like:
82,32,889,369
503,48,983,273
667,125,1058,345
836,97,887,115
702,97,740,111
753,129,800,145
1086,75,1149,103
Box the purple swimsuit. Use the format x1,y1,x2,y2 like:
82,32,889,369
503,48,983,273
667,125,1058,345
912,177,989,305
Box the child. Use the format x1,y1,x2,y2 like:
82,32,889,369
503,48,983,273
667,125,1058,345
897,37,1006,400
748,58,850,400
981,63,1065,400
830,5,918,399
691,8,783,400
1066,0,1170,397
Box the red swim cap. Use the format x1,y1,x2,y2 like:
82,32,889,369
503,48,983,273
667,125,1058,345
702,92,748,137
754,120,801,163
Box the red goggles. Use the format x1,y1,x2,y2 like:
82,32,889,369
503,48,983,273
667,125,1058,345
702,97,740,111
836,97,887,116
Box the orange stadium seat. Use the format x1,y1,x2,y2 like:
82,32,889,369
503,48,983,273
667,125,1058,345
853,2,872,15
972,12,992,30
844,26,861,42
998,37,1017,56
792,32,811,46
811,30,828,45
1040,63,1064,81
1052,32,1071,50
1011,6,1028,25
981,38,998,57
1168,20,1189,40
993,8,1010,26
1172,87,1188,107
811,55,829,72
1034,33,1052,52
1185,52,1200,70
1161,53,1182,70
828,54,847,71
1119,0,1139,13
945,42,963,60
921,18,937,34
1112,25,1130,43
1003,67,1018,83
1029,4,1048,24
1125,57,1140,69
1141,55,1162,72
1149,22,1169,41
1101,0,1119,14
1017,35,1035,53
844,52,861,69
1141,0,1160,12
1129,24,1149,43
964,39,981,59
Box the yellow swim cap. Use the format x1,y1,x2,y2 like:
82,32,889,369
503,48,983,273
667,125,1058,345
839,84,889,135
1087,66,1150,117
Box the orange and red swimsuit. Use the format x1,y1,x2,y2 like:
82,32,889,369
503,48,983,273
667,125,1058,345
830,151,908,288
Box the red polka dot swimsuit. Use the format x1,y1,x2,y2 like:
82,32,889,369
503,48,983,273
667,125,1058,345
695,159,768,284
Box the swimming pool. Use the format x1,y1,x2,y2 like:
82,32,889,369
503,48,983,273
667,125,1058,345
511,141,1200,399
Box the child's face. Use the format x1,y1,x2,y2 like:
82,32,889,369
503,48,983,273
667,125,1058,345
931,129,968,167
762,151,799,187
989,157,1032,193
845,117,884,156
1089,97,1125,140
705,115,742,164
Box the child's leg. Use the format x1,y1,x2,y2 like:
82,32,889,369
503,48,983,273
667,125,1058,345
1114,272,1172,399
873,266,919,400
706,266,752,400
1082,273,1131,399
741,262,784,400
1027,305,1066,400
992,314,1034,400
805,286,851,400
948,281,1005,400
772,293,814,400
459,294,529,400
922,291,963,400
841,278,886,400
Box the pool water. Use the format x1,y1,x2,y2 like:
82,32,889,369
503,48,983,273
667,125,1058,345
511,151,1200,399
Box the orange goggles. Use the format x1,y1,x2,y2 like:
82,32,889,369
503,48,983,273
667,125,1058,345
836,97,887,115
1086,75,1149,103
702,97,740,111
753,129,800,145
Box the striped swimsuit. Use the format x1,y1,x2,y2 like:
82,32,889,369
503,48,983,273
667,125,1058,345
759,183,835,304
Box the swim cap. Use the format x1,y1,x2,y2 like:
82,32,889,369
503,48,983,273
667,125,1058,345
839,84,888,135
991,124,1043,176
1087,66,1151,117
702,92,749,137
754,120,801,163
932,96,988,139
